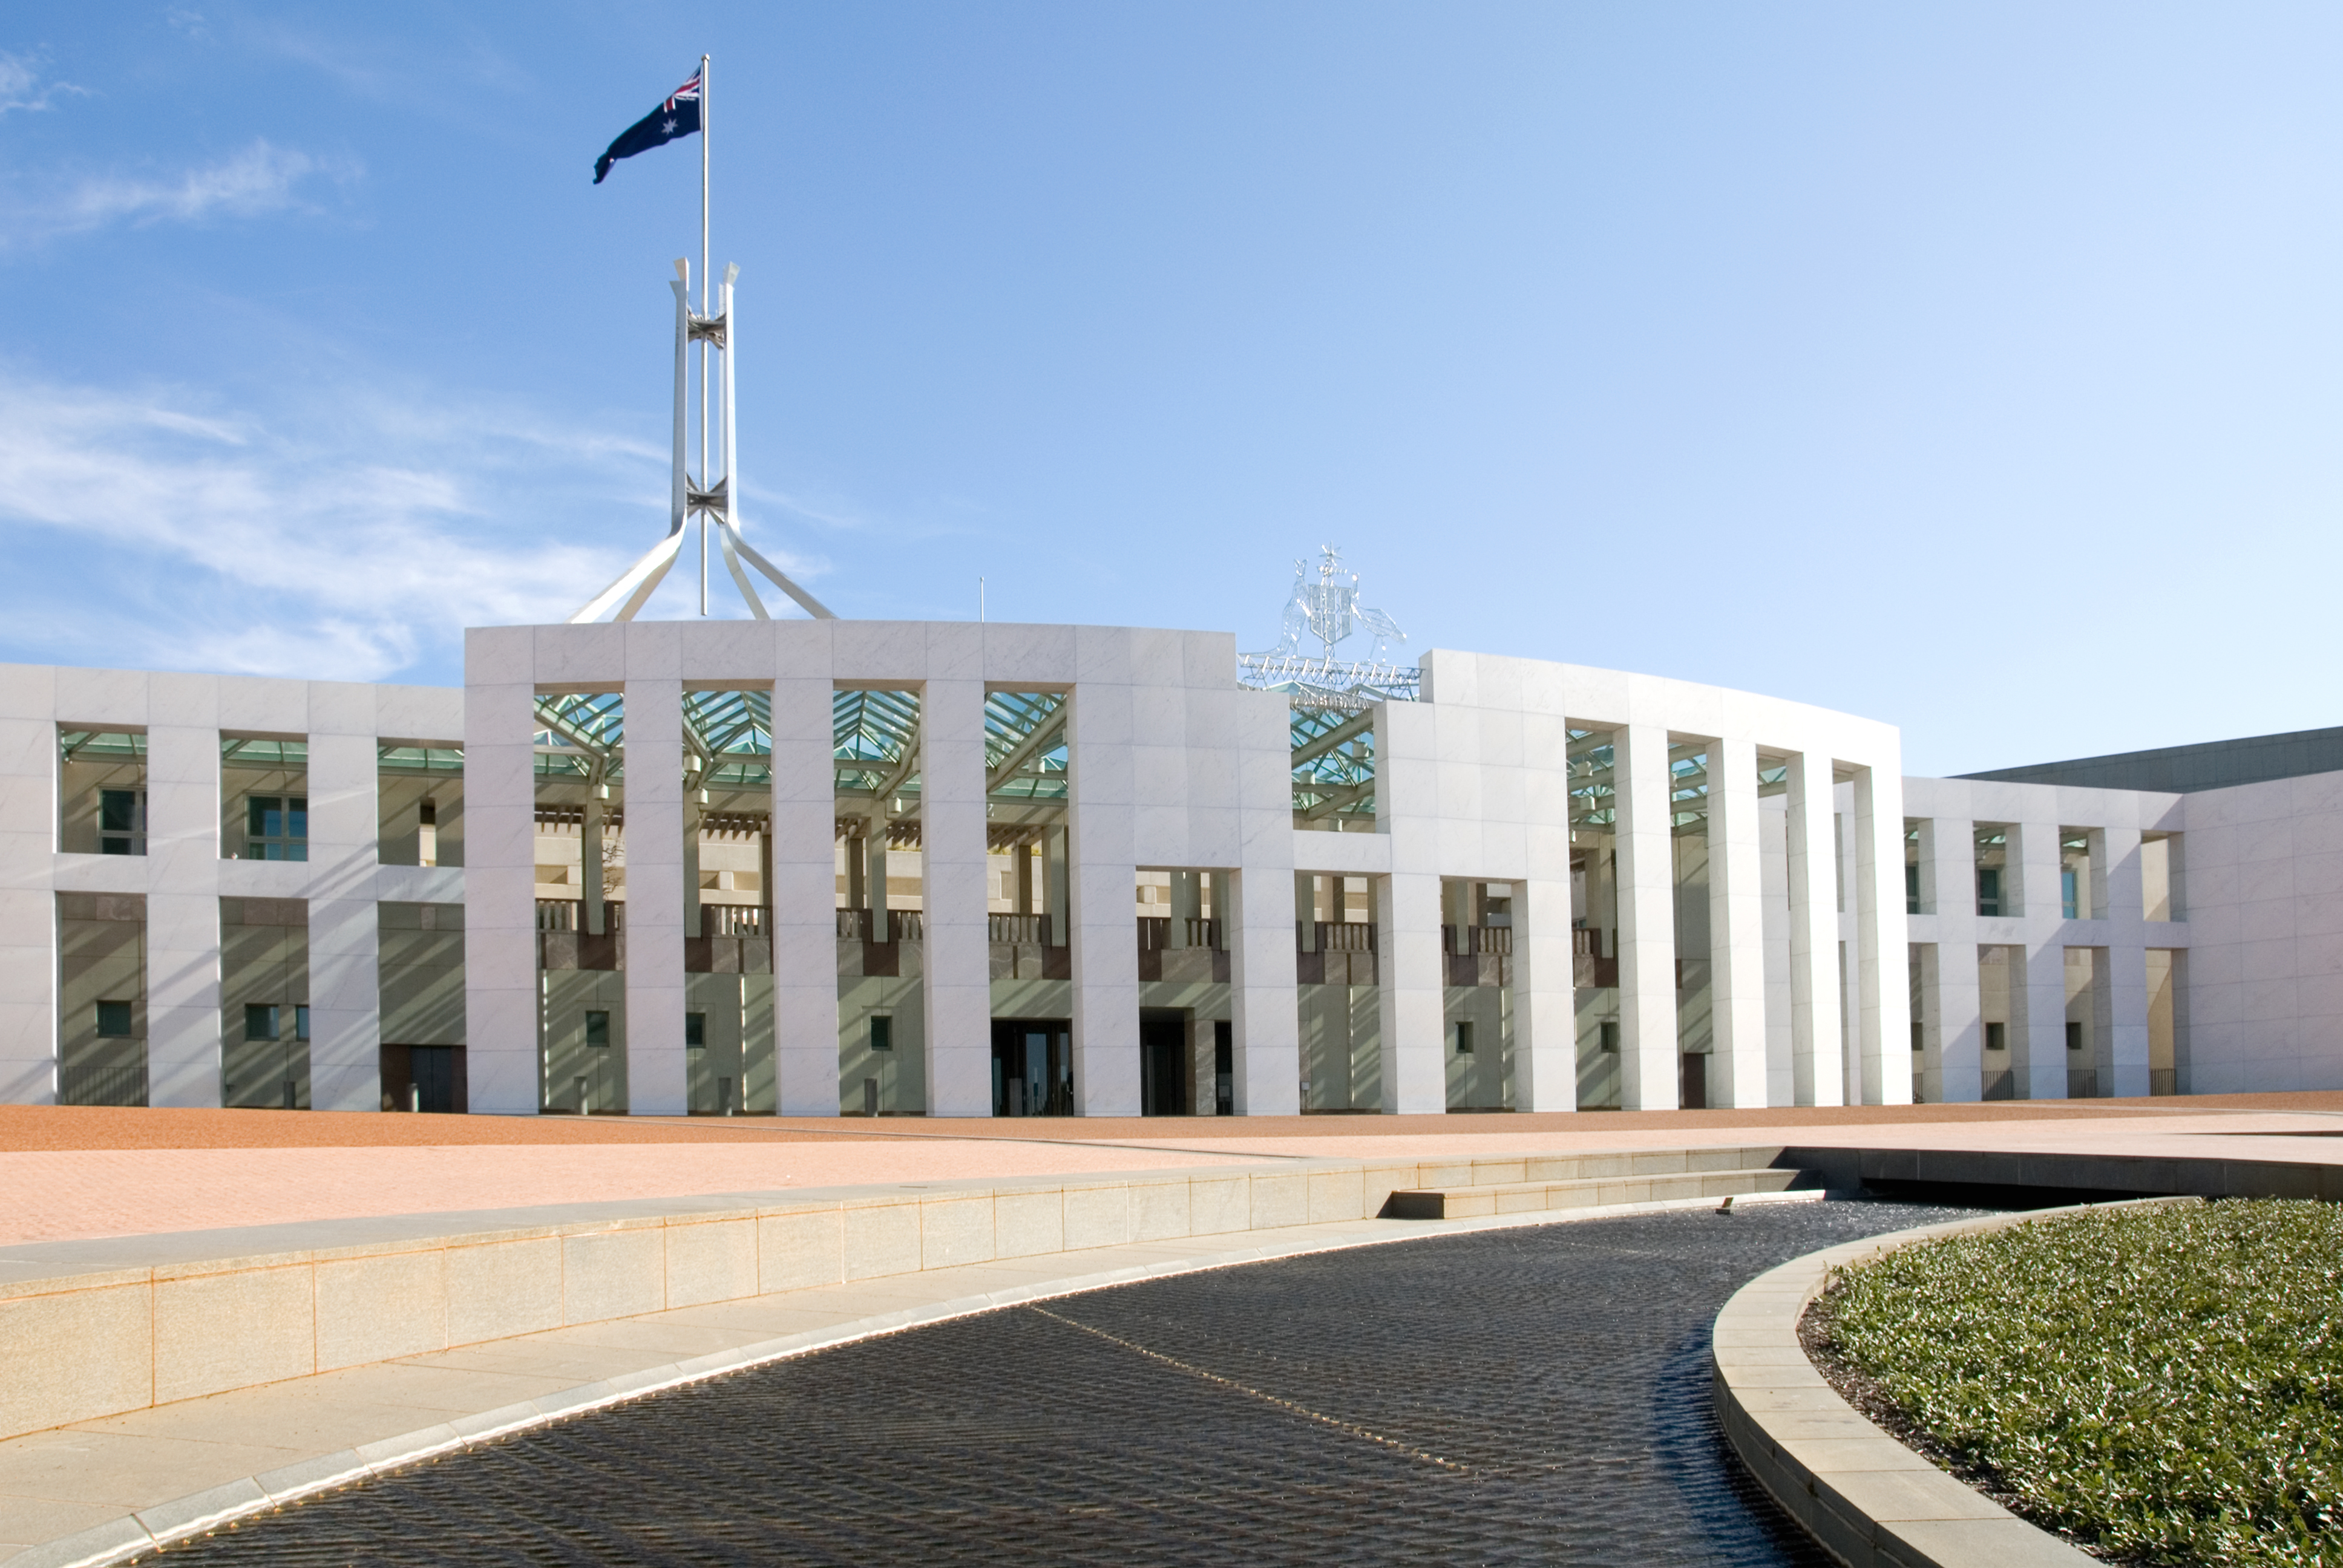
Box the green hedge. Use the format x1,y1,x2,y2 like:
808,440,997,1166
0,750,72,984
1823,1200,2343,1567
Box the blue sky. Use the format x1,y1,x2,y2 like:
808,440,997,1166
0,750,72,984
0,4,2337,774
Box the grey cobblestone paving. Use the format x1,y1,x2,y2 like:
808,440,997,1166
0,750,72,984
155,1198,1982,1566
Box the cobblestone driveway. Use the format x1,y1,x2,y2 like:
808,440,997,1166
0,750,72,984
159,1198,1979,1566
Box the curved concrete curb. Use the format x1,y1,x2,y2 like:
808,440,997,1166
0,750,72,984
1712,1198,2192,1568
15,1187,1818,1568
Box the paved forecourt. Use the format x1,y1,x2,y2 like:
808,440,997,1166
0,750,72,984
0,1160,1813,1567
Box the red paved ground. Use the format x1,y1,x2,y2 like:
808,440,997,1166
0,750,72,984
4,1097,2338,1247
9,1093,2336,1153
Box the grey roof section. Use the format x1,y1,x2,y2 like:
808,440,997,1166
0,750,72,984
1957,725,2343,794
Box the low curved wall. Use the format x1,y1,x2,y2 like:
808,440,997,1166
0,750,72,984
1711,1201,2190,1568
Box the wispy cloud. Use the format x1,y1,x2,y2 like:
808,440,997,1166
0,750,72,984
0,50,87,114
10,140,360,245
0,365,833,681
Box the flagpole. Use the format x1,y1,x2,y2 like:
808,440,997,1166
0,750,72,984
699,52,712,616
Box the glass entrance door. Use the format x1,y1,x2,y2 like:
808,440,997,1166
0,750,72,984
991,1019,1070,1116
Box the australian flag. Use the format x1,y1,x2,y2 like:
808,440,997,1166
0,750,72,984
594,71,701,185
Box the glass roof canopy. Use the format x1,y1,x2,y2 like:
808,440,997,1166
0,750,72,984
1567,731,1796,837
984,691,1067,811
532,688,1073,834
834,688,919,805
1291,705,1375,825
57,730,146,762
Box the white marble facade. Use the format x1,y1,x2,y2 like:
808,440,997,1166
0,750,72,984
0,664,463,1110
4,621,2341,1111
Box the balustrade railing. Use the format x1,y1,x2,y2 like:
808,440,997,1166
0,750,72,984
1317,921,1375,952
1137,916,1223,951
537,899,625,933
837,908,923,942
1443,924,1513,956
988,913,1051,944
701,904,764,937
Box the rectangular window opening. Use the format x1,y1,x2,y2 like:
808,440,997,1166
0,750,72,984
870,1015,894,1053
685,1011,707,1050
244,1003,280,1042
1974,826,2010,917
245,796,310,861
584,1010,611,1048
95,999,134,1037
1985,1021,2007,1053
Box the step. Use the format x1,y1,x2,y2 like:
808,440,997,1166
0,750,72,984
1408,1144,1792,1191
1381,1165,1806,1220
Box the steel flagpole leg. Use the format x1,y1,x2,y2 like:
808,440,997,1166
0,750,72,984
699,52,712,615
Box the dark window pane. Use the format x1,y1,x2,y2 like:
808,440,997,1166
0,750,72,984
585,1010,610,1048
295,1005,310,1040
249,797,278,837
100,790,137,832
95,1000,133,1037
244,1004,278,1042
288,798,307,838
685,1012,706,1048
871,1016,893,1052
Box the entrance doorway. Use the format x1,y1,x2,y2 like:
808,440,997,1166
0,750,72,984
1140,1010,1189,1117
1680,1053,1708,1111
991,1019,1070,1116
382,1044,465,1113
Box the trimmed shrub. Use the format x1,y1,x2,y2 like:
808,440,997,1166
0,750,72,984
1824,1200,2342,1567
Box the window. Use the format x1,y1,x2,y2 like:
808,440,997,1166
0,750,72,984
1985,1022,2007,1052
246,796,308,861
1974,826,2011,916
99,789,146,855
870,1015,893,1052
585,1010,611,1048
1910,1022,1924,1054
685,1012,706,1050
1598,1021,1620,1054
2062,869,2079,921
294,1005,310,1041
1455,1021,1476,1056
244,1004,280,1042
95,1000,134,1037
1906,863,1921,915
62,730,148,856
2066,1021,2084,1052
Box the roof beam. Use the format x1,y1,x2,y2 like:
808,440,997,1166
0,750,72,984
1301,779,1374,820
534,701,614,762
872,716,923,806
986,715,1066,792
1289,710,1372,770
